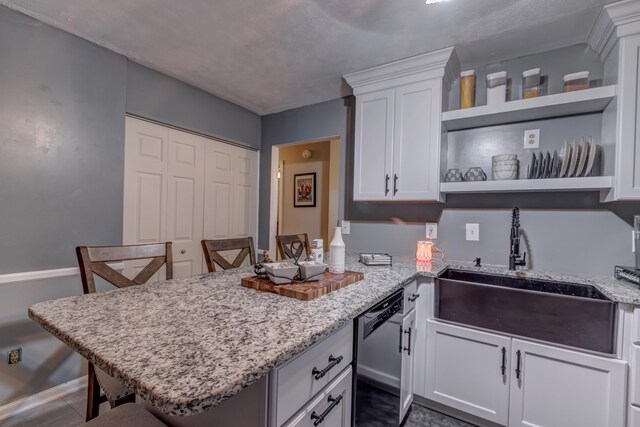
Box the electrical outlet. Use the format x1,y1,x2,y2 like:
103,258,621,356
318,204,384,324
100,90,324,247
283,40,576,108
426,223,438,239
341,220,350,235
466,223,480,241
8,348,21,365
524,129,540,149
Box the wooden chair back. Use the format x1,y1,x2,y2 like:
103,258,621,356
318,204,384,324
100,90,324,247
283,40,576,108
76,243,173,294
276,233,311,260
201,237,256,272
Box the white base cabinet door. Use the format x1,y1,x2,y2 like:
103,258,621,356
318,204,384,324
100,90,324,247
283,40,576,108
425,320,511,425
400,309,417,423
508,339,627,427
283,367,352,427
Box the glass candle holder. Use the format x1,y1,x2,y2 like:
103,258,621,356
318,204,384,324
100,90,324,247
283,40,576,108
416,241,434,262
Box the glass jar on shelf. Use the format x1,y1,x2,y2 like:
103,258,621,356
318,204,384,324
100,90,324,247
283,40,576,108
522,68,541,99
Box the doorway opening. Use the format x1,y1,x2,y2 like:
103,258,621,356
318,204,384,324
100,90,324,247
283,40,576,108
268,137,341,259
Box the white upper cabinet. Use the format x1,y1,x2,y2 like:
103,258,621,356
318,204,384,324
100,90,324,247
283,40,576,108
590,0,640,201
345,47,458,202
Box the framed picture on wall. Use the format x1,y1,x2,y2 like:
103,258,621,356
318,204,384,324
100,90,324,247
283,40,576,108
294,173,316,208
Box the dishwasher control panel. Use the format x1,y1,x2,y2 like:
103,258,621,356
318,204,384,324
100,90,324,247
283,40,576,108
362,290,403,339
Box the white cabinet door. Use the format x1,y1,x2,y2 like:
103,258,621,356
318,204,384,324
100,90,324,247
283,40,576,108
400,309,416,423
413,278,434,399
123,118,168,281
283,366,352,427
166,129,205,278
392,79,441,201
353,89,394,201
613,34,640,200
425,320,511,425
509,339,627,427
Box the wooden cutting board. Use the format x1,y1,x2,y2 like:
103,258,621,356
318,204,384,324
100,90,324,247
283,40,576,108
241,271,364,301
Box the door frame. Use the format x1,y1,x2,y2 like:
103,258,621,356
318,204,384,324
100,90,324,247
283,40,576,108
268,137,341,259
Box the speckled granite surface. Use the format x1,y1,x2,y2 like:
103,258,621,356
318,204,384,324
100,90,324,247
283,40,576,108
28,254,640,416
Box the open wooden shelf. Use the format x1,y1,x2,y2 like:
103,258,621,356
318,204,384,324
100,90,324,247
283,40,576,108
442,86,616,131
440,176,613,194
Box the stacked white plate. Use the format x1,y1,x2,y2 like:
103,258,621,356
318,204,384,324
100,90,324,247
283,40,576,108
492,154,519,180
528,137,600,179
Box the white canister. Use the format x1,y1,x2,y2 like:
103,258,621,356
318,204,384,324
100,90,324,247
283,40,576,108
329,227,345,274
486,71,507,105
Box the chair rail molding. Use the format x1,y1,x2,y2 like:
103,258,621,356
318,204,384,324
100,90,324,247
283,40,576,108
0,263,124,285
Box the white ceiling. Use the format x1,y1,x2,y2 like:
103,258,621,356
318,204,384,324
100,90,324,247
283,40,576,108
1,0,611,115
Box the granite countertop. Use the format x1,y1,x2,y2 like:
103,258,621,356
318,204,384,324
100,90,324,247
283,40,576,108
28,254,640,416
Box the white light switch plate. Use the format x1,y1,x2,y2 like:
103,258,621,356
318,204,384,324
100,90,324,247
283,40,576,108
524,129,540,149
341,220,350,235
466,223,480,241
426,223,438,239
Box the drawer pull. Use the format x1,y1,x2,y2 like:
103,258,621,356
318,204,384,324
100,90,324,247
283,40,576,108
312,355,343,380
515,350,522,380
403,327,412,355
408,293,420,302
500,346,506,376
310,394,343,426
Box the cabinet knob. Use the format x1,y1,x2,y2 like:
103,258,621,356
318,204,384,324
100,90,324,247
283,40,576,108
180,249,186,254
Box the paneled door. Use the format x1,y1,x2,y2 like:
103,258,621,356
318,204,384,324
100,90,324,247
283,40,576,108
166,129,205,278
123,117,169,281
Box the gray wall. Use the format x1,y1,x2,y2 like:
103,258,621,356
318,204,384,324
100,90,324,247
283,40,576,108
0,4,262,408
259,98,348,249
126,62,261,149
0,6,127,274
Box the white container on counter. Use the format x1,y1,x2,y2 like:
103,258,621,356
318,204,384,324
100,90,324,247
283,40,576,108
329,227,345,274
486,71,507,105
311,239,323,264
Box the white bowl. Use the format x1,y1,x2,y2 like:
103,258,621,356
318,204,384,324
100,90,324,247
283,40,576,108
264,262,299,284
298,261,327,281
492,154,517,162
493,164,519,172
493,160,519,167
493,170,519,180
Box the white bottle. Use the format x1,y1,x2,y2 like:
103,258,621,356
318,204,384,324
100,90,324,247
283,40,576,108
329,226,345,274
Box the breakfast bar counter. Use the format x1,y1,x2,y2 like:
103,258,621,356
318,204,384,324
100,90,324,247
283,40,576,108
28,254,640,417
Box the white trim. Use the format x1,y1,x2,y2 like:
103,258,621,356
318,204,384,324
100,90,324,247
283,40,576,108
0,263,125,285
0,376,86,421
269,146,280,259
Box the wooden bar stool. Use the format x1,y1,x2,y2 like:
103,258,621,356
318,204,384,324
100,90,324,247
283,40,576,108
201,237,256,272
276,233,311,260
76,242,173,422
83,403,166,426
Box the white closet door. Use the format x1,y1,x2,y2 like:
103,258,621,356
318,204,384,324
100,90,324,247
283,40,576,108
166,129,205,278
123,117,168,281
232,148,258,240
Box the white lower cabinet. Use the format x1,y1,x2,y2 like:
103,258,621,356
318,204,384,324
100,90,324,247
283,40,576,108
424,320,511,425
283,367,352,427
423,320,627,427
509,339,627,427
400,309,417,423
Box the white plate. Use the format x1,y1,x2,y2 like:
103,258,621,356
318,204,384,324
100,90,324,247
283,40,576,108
584,141,598,177
559,140,570,178
567,141,579,177
575,139,588,177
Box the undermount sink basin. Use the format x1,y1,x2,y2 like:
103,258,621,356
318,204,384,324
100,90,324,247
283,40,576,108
435,269,617,354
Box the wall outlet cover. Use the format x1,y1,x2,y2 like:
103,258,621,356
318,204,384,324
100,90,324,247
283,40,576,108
466,223,480,241
524,129,540,149
341,220,350,235
426,223,438,239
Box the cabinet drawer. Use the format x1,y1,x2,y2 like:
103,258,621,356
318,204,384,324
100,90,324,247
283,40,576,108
631,405,640,427
276,322,353,427
403,281,418,315
283,366,352,427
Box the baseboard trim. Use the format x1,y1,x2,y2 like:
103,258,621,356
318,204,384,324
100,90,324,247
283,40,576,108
0,376,87,421
0,263,124,285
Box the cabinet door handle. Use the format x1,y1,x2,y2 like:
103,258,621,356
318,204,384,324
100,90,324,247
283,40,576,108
403,327,412,355
310,394,343,426
312,355,343,380
515,350,522,380
408,293,420,302
393,174,398,195
385,174,390,196
500,347,506,376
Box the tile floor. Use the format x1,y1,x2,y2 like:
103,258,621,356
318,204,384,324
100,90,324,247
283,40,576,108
1,389,474,427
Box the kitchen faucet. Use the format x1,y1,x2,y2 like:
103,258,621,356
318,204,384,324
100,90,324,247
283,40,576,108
509,207,527,270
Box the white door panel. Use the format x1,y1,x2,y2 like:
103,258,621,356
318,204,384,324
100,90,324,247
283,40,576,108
400,309,416,423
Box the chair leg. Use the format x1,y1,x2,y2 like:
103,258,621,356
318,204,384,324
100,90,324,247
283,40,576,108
86,363,101,422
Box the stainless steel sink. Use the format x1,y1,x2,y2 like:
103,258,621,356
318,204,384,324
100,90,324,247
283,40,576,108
435,269,617,354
